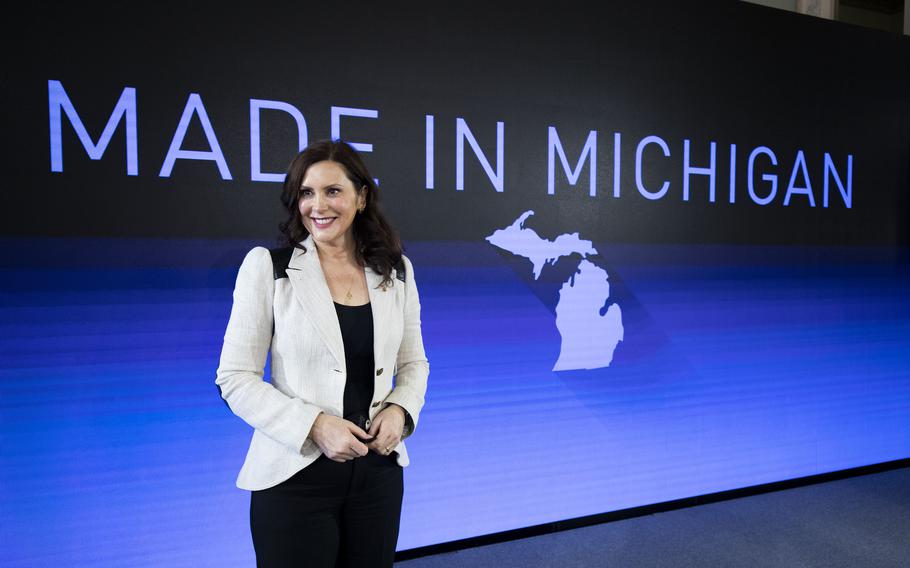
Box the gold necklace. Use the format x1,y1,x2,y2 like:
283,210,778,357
317,247,359,304
334,266,356,304
343,274,354,303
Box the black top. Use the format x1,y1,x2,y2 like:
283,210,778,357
333,301,375,432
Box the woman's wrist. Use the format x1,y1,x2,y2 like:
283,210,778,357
308,411,327,441
387,403,414,437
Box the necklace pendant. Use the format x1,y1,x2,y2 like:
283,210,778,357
345,290,352,302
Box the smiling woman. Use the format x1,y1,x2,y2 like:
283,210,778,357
298,160,366,255
278,140,405,284
216,139,429,567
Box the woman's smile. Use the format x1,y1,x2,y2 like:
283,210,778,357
311,216,337,228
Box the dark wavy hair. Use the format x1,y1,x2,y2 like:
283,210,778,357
278,139,403,288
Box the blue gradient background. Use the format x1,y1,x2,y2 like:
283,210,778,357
2,236,908,566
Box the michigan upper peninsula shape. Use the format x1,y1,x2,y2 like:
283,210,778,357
486,211,624,370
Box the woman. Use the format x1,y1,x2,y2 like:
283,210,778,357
215,139,429,568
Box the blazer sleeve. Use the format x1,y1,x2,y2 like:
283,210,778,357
383,254,429,440
215,246,324,454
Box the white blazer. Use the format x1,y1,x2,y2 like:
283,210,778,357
215,234,429,491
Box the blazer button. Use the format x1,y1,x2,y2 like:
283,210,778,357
376,368,383,376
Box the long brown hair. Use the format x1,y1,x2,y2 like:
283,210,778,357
278,139,403,288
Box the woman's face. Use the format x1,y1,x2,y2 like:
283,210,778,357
298,160,366,252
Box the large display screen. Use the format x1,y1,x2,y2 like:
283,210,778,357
2,2,909,566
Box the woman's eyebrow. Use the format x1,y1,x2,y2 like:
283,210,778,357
299,183,343,190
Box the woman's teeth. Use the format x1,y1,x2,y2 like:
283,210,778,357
313,217,335,227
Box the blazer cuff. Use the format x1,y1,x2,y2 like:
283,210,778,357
382,390,420,439
383,403,414,438
297,406,324,454
256,396,325,455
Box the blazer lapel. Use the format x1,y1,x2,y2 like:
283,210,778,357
366,264,395,365
283,235,399,371
285,235,346,369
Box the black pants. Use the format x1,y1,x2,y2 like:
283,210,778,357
250,451,403,568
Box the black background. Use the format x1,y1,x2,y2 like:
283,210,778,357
4,1,909,245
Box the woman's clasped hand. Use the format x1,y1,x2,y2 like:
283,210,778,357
309,404,406,462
